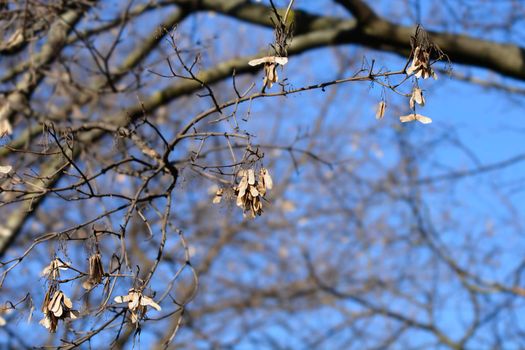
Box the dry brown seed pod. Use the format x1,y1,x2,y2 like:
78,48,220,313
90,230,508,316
264,64,278,88
257,181,266,196
409,87,425,109
40,288,78,332
42,287,54,313
114,289,161,324
49,291,66,317
237,176,248,197
407,46,438,80
248,56,288,89
375,101,386,120
82,253,105,290
260,168,273,190
212,188,224,204
41,258,68,280
412,88,425,106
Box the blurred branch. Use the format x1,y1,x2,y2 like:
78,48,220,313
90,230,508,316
416,152,525,185
437,68,525,95
334,0,379,24
171,0,525,81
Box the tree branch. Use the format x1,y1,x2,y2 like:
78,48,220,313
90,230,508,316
334,0,379,24
171,0,525,81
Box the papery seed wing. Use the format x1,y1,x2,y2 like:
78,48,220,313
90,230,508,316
213,189,223,204
50,259,68,273
41,265,52,277
236,195,244,207
253,198,262,212
415,114,432,124
42,290,52,312
58,260,69,270
63,294,73,309
406,63,416,75
49,318,58,333
249,56,288,66
39,317,51,329
93,255,104,279
41,259,63,277
257,168,266,192
257,182,266,196
51,292,64,314
54,306,64,318
413,88,424,105
248,57,270,66
238,177,248,197
265,63,278,86
68,310,79,320
247,169,255,185
0,116,12,136
237,169,247,179
114,295,130,303
140,296,162,311
5,29,24,49
249,185,259,197
82,279,94,290
274,56,288,65
270,65,278,83
48,291,62,313
88,256,95,274
129,293,140,310
262,169,273,190
375,101,386,120
0,165,11,174
400,114,417,123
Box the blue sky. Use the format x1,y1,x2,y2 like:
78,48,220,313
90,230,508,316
2,1,525,349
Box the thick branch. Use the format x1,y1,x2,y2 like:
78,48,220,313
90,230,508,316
334,0,379,24
172,0,525,81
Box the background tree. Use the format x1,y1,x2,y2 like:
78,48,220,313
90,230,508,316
1,0,525,349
